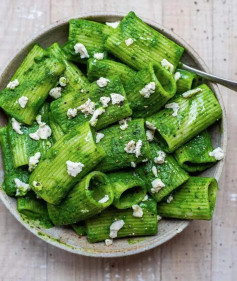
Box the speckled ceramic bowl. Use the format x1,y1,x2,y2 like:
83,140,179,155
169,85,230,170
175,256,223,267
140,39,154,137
0,12,227,257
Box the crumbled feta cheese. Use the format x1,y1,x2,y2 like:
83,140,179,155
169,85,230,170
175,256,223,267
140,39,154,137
132,205,143,218
119,117,131,130
209,147,224,160
59,77,67,87
142,194,148,201
49,87,62,99
97,77,110,87
74,43,89,59
154,150,166,164
67,108,77,119
90,108,105,127
131,162,136,168
152,166,158,177
145,121,156,131
174,72,181,81
135,140,142,158
167,195,173,203
165,102,180,116
139,82,156,98
14,178,30,196
98,194,109,203
109,220,125,238
77,99,95,116
110,93,125,105
105,21,120,28
182,88,202,98
124,140,136,154
96,132,104,143
105,239,113,246
18,96,28,108
125,38,134,46
94,53,104,60
142,158,148,162
157,215,162,221
29,123,52,140
100,96,111,108
161,59,174,73
12,118,23,135
151,178,165,193
66,161,84,177
29,152,41,172
7,79,19,89
146,130,155,142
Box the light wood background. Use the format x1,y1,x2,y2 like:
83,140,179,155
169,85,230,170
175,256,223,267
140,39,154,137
0,0,236,280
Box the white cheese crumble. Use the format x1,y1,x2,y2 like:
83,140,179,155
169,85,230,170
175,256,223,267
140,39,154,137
145,121,156,131
142,194,148,201
174,72,181,81
154,150,166,164
209,147,224,160
100,96,111,108
98,194,109,203
29,123,52,140
167,195,173,203
125,38,134,46
151,179,165,193
119,117,131,130
74,43,89,59
94,53,104,60
67,108,77,119
59,77,67,87
14,178,30,196
182,88,202,98
139,82,156,98
12,118,23,134
105,21,120,28
109,220,125,238
135,140,143,158
18,96,28,108
132,205,143,218
110,93,125,105
105,239,113,246
7,79,19,89
146,130,155,142
142,158,148,162
96,132,104,143
89,108,105,127
161,59,174,73
165,102,180,116
131,161,136,168
97,77,110,87
157,215,162,221
49,87,62,99
124,140,136,154
66,161,84,177
77,98,95,116
152,166,158,177
29,152,41,172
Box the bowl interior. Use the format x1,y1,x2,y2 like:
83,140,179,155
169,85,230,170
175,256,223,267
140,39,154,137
0,13,226,257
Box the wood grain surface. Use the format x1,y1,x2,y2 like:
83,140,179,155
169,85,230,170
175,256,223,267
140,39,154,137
0,0,236,280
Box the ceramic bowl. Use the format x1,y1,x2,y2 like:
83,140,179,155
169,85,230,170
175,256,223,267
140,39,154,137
0,12,227,257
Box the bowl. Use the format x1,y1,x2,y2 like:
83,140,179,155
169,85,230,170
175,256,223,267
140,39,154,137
0,12,227,257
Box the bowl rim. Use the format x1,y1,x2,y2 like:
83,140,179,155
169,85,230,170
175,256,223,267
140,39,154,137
0,11,227,258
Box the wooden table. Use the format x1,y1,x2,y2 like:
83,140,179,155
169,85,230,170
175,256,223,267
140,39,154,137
0,0,236,280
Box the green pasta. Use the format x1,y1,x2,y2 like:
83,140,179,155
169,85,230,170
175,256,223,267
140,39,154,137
72,222,87,236
7,103,53,168
105,11,184,71
147,84,222,152
107,171,147,209
50,76,132,133
0,126,29,196
174,130,217,172
0,51,65,125
63,19,112,63
157,177,218,220
47,171,114,225
136,141,189,202
86,198,158,243
48,112,64,142
30,122,106,204
97,119,151,172
175,69,199,94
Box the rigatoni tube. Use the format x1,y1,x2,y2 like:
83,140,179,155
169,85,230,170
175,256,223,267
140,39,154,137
175,69,199,94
